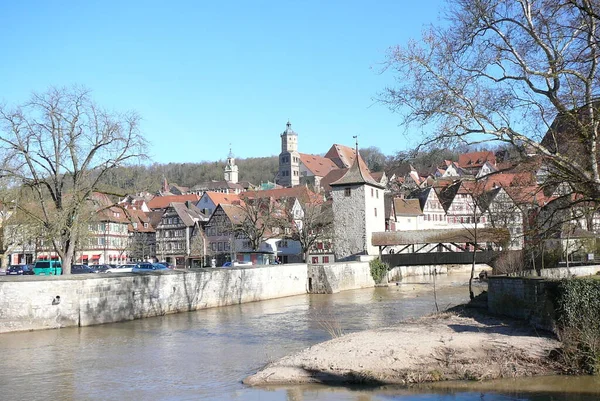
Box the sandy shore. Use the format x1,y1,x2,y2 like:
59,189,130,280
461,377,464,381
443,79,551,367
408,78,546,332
244,308,561,386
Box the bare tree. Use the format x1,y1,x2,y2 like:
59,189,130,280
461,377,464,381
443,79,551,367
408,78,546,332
382,0,600,204
0,87,146,274
282,199,334,262
234,197,283,251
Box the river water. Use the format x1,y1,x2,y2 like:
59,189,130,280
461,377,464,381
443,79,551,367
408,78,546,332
0,273,598,400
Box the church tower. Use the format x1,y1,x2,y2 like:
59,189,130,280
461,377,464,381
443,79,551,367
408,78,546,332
224,147,239,184
277,121,301,187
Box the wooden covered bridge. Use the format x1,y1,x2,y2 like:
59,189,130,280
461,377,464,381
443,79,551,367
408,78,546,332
372,228,510,266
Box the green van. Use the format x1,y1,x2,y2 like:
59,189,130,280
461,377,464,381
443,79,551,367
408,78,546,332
33,260,62,275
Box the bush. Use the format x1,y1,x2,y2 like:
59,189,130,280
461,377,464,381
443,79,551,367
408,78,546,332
369,258,389,284
553,278,600,374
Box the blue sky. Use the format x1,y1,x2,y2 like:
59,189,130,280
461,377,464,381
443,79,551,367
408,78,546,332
0,1,446,164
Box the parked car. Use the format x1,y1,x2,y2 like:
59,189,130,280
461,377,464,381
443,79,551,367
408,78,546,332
156,262,174,269
131,263,170,273
104,264,136,273
89,264,110,273
33,260,62,275
6,265,34,275
71,264,94,274
221,261,252,268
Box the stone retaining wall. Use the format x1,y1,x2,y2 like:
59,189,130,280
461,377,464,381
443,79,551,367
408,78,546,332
307,261,374,294
512,265,600,279
387,263,490,282
0,264,308,333
488,276,558,332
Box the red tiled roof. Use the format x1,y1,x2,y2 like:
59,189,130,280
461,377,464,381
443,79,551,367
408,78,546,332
147,194,200,210
320,169,348,192
504,186,554,207
125,209,155,233
298,153,339,177
330,151,382,188
324,144,359,169
204,192,241,207
458,151,496,169
242,186,321,204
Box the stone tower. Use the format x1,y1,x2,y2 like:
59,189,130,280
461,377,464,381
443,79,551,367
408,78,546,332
277,121,300,187
224,147,239,184
330,146,385,260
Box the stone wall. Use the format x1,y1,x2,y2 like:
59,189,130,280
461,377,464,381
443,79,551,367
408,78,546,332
387,263,490,282
332,185,367,260
0,263,308,333
513,265,600,279
307,261,375,294
488,276,557,332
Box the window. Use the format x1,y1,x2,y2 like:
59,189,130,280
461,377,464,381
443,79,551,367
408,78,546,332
376,190,379,199
374,208,377,217
218,242,223,251
144,223,148,228
344,188,351,197
371,188,374,197
323,256,330,263
280,240,288,248
211,242,216,251
312,257,319,264
224,242,230,251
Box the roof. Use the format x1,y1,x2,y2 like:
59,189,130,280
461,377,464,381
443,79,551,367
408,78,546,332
370,171,386,183
203,192,241,207
298,153,339,177
191,181,244,192
324,144,359,169
504,185,555,207
147,194,201,210
372,228,510,246
170,202,204,227
458,151,496,169
219,204,246,225
319,168,348,192
147,210,165,229
393,198,423,216
242,186,321,203
125,209,155,233
330,148,384,188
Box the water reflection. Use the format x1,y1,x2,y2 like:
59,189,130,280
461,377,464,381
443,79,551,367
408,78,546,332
0,273,595,400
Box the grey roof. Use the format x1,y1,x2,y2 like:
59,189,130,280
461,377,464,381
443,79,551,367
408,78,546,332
330,148,384,188
191,181,244,192
170,202,205,227
372,228,510,246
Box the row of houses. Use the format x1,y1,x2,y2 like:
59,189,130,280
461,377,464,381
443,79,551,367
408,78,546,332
3,119,595,269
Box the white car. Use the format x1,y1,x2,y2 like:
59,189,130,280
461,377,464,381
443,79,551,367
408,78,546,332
104,264,136,273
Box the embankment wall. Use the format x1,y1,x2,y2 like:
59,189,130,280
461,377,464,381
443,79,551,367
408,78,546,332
307,261,374,294
0,261,382,333
0,264,308,333
488,276,558,332
387,263,490,282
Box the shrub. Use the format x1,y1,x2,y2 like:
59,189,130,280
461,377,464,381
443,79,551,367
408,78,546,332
369,258,389,284
553,278,600,374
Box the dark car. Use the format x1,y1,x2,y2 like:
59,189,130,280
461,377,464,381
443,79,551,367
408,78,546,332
89,264,110,273
131,263,170,273
7,265,34,275
71,264,94,274
22,265,35,275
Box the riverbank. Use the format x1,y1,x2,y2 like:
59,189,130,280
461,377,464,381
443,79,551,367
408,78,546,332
244,306,561,386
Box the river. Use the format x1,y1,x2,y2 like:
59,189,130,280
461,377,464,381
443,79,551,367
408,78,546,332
0,273,598,400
